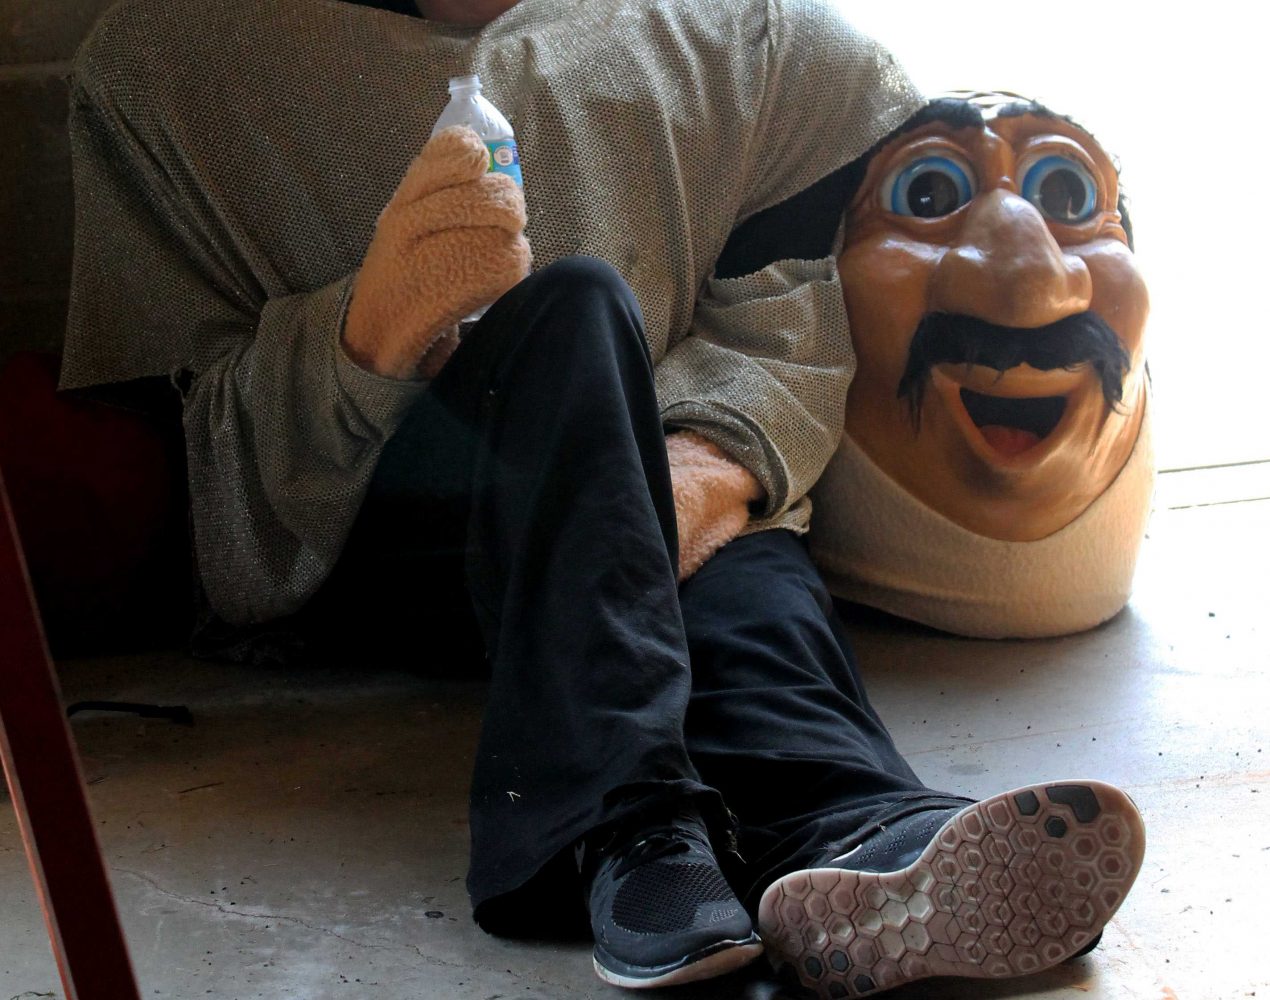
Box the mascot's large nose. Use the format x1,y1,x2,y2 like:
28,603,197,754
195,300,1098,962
929,189,1092,328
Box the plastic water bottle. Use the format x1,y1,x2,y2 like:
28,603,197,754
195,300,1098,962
431,74,523,326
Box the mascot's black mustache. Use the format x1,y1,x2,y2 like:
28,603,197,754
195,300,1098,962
897,311,1131,420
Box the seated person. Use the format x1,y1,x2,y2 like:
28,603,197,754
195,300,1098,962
61,0,1147,994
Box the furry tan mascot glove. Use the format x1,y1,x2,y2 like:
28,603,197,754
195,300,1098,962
666,431,764,581
342,126,532,380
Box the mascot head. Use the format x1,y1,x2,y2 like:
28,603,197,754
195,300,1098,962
837,91,1148,541
811,92,1153,638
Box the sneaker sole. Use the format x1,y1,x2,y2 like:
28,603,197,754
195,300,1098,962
756,780,1145,998
592,933,764,989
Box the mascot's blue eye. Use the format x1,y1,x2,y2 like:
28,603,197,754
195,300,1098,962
887,156,974,218
1021,155,1098,223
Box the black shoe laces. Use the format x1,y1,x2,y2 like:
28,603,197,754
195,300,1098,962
611,826,700,880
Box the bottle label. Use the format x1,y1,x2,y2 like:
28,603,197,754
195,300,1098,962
486,139,523,187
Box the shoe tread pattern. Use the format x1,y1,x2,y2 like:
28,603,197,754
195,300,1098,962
756,781,1145,998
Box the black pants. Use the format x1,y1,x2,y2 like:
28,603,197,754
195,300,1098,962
311,256,966,928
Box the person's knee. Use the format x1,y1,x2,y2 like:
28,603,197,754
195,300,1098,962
683,532,832,631
494,255,651,378
524,255,636,311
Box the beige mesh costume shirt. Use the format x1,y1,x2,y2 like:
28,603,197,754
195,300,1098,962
62,0,922,625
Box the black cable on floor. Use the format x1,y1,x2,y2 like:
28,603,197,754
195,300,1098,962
66,701,194,725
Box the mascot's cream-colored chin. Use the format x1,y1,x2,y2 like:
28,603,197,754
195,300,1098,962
808,417,1155,639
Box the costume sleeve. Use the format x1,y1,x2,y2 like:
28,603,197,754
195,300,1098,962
64,77,424,627
656,257,854,518
181,286,424,625
657,0,920,517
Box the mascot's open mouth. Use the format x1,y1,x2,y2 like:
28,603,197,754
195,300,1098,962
901,311,1131,462
928,361,1087,464
959,388,1066,456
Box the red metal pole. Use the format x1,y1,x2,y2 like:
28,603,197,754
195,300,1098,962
0,468,141,1000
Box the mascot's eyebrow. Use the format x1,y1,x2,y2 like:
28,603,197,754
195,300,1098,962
995,100,1050,119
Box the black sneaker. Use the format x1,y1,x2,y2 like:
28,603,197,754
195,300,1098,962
582,805,763,989
757,780,1145,998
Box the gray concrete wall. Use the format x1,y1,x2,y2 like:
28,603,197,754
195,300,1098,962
1,0,117,366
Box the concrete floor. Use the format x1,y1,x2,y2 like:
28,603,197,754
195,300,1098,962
3,485,1268,1000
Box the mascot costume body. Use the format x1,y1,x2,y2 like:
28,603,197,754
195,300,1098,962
811,92,1152,638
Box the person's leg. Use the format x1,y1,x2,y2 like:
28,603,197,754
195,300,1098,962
315,256,758,984
677,529,970,908
432,257,723,906
678,531,1145,998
